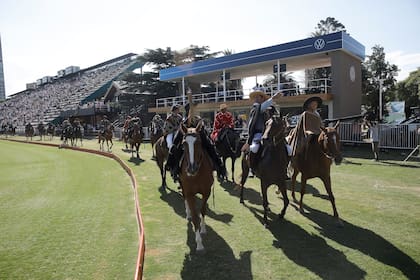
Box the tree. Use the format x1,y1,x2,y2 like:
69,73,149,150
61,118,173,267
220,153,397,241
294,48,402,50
311,17,346,36
362,45,399,118
393,69,420,118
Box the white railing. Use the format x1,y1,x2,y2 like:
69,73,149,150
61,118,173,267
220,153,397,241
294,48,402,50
155,78,332,108
339,122,420,149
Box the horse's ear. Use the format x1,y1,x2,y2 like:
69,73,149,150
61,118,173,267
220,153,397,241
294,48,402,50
321,126,327,133
196,120,203,132
334,121,340,130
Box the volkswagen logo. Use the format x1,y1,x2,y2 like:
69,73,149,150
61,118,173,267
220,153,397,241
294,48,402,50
314,39,326,50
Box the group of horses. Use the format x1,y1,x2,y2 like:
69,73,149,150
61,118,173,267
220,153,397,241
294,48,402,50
23,123,55,141
151,113,343,253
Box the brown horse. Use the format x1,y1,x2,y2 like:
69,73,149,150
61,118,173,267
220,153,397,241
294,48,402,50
25,124,34,141
37,123,46,141
239,115,289,227
129,123,143,158
154,135,169,189
179,120,214,253
150,121,163,159
98,125,114,152
46,124,55,140
290,122,343,225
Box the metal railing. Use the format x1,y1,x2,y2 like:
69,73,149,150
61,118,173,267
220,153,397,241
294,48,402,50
154,78,332,108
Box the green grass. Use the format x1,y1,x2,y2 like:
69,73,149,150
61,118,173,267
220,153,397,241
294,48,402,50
1,137,420,279
0,140,138,279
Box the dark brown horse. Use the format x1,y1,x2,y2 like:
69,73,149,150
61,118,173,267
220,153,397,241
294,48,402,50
37,123,46,141
214,128,243,183
239,115,289,227
129,123,143,158
179,120,214,253
290,122,343,225
150,121,163,159
25,123,34,141
46,124,55,140
72,124,83,146
98,125,114,152
154,135,169,189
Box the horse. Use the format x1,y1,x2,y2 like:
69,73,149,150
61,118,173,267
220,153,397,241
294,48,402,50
62,125,74,146
150,121,164,159
72,124,83,146
239,115,289,227
98,125,114,152
25,124,34,141
214,128,243,183
46,124,55,140
128,123,143,158
178,120,214,253
289,121,343,225
37,123,46,141
154,135,169,189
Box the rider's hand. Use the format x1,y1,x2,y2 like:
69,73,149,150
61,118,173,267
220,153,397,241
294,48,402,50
241,143,250,152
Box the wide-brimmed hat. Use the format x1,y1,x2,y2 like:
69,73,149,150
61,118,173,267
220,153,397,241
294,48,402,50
249,90,270,101
303,96,322,110
171,104,181,112
219,104,228,110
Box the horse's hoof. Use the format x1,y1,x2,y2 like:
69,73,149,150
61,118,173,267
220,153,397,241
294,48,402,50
336,219,344,228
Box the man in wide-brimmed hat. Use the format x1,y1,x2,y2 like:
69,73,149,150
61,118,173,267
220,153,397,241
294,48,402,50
288,95,324,157
211,103,234,142
241,89,280,154
163,104,182,149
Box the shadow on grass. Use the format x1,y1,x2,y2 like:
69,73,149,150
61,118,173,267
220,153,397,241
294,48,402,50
181,222,252,280
158,186,250,280
245,205,367,279
127,157,145,166
304,206,420,279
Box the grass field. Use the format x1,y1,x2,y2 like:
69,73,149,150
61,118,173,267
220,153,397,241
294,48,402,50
1,137,420,279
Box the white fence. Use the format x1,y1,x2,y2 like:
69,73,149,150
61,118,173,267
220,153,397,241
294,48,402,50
339,122,420,149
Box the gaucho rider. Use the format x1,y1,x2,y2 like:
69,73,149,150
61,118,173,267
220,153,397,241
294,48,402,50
241,89,282,172
211,103,235,144
99,115,111,135
165,103,227,183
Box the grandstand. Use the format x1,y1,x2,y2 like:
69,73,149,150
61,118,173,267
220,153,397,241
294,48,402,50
0,53,142,128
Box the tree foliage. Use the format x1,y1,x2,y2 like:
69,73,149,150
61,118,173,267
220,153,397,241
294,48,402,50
362,45,399,117
311,17,346,36
394,69,420,117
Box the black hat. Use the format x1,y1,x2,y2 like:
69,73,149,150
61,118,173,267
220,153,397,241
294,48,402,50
303,96,323,110
171,104,181,112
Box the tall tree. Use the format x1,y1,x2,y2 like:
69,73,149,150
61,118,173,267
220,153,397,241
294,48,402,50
311,17,346,36
393,69,420,118
362,45,399,118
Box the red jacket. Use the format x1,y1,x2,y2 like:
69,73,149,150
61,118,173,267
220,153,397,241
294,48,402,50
211,111,234,141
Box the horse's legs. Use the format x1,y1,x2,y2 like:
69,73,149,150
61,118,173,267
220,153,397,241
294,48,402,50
298,176,307,214
239,155,250,204
136,143,140,158
231,157,236,183
260,182,270,227
291,169,299,201
109,139,113,151
320,175,342,225
185,196,204,252
200,191,210,235
278,183,289,219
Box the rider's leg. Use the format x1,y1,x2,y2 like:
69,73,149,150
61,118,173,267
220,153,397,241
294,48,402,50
166,131,183,182
249,133,262,174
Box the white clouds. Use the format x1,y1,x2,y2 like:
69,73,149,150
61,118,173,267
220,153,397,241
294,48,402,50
386,51,420,81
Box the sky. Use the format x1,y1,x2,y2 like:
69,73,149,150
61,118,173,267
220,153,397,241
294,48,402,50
1,0,419,97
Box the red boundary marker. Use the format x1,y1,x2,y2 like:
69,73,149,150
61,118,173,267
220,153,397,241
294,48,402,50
1,139,145,280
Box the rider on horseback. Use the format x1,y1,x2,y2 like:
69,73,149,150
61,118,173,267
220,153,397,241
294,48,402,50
211,103,234,144
127,115,142,138
151,113,164,132
241,89,283,173
165,103,227,183
289,96,324,158
99,115,111,135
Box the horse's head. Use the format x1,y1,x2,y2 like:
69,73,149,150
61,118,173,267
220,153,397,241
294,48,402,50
262,115,286,146
319,121,342,165
181,120,204,176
